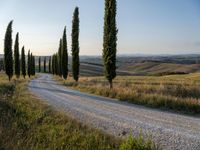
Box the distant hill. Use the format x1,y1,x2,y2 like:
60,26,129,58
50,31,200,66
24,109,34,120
79,55,200,76
1,54,200,76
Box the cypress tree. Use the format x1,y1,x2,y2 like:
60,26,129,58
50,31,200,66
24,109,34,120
33,56,35,75
49,56,51,73
44,57,46,73
21,46,26,78
56,54,60,75
54,54,58,75
103,0,118,89
71,7,80,82
4,21,13,81
28,50,31,78
30,53,33,75
0,60,4,71
31,54,35,76
14,32,20,78
58,39,62,77
62,27,68,79
54,54,56,75
52,55,55,75
39,57,41,72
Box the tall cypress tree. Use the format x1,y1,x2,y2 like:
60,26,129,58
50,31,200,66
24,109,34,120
58,39,62,77
28,50,31,78
49,56,51,73
39,57,41,72
30,53,33,75
21,46,26,79
62,27,68,79
56,54,60,75
54,54,58,75
14,32,20,78
44,57,46,73
53,54,56,75
71,7,80,82
30,54,35,76
52,55,55,75
33,56,35,75
103,0,118,89
4,21,13,81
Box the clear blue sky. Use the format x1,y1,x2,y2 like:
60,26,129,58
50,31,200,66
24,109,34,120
0,0,200,56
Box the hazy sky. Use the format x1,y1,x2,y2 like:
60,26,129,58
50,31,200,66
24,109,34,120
0,0,200,56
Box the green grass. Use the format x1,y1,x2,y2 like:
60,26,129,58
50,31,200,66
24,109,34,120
55,73,200,115
0,73,158,150
120,134,157,150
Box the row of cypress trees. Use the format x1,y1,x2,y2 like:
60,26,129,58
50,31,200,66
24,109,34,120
4,0,117,88
51,0,117,89
52,26,68,79
52,7,79,82
27,50,36,77
4,21,36,80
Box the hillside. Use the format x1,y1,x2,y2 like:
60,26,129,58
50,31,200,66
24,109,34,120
79,55,200,76
119,62,200,76
1,54,200,76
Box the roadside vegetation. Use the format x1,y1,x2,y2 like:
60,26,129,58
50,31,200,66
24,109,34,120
0,73,158,150
55,73,200,115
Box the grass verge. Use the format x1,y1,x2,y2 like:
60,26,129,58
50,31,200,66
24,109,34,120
54,73,200,115
0,74,158,150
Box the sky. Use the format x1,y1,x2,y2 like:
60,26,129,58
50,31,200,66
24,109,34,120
0,0,200,56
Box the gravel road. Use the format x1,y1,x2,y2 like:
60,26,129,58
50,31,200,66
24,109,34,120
28,74,200,150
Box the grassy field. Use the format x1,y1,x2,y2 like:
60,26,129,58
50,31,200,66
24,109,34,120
119,62,200,76
0,73,157,150
56,73,200,115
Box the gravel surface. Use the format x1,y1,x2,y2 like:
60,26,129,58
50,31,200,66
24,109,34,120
28,74,200,150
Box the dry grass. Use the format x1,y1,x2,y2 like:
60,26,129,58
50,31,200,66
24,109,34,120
56,73,200,114
120,62,200,75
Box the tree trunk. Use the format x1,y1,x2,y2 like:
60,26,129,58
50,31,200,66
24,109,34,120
109,80,113,89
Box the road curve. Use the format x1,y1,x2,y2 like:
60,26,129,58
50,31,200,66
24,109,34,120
28,74,200,150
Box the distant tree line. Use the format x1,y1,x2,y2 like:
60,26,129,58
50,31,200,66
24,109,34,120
4,21,36,81
37,56,51,73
